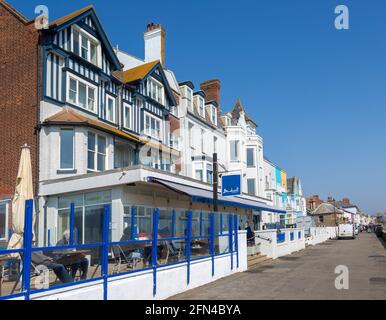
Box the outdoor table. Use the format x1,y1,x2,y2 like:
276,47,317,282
51,250,92,267
0,255,19,296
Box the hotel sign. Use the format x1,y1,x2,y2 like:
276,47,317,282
221,174,241,197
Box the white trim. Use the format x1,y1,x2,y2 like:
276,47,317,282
0,200,10,241
59,128,75,171
66,72,98,114
106,94,116,123
144,111,162,140
71,25,101,67
123,103,133,130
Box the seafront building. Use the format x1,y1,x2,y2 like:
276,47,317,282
0,3,306,247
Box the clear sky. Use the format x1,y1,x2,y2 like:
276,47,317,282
9,0,386,213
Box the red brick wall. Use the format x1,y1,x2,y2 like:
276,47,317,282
0,2,40,199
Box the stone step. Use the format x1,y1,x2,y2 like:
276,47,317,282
247,254,271,267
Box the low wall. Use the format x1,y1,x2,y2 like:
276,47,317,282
306,227,337,246
255,228,305,259
23,231,247,300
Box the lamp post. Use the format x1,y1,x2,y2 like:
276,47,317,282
213,153,218,213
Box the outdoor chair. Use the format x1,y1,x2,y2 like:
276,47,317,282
111,245,142,274
163,241,182,264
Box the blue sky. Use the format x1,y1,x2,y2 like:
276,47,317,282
9,0,386,213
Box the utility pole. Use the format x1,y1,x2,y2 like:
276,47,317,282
213,153,218,212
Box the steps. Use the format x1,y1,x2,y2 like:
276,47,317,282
247,253,271,268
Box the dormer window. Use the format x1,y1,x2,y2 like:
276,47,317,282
186,87,193,110
198,97,205,117
210,105,217,125
148,78,164,105
72,26,100,67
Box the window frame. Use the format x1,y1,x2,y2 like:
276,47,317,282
148,77,164,105
59,128,75,171
194,162,204,182
230,140,240,162
247,178,256,196
0,200,9,241
210,105,217,125
186,87,193,110
123,103,133,130
66,73,98,114
144,112,162,140
106,94,116,123
87,131,108,172
71,25,101,67
246,147,256,167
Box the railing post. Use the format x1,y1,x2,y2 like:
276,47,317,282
186,211,192,285
199,210,203,237
23,199,33,300
234,215,239,269
152,208,159,297
171,209,175,238
102,204,110,301
131,206,136,240
69,203,75,245
228,215,233,271
210,212,215,277
47,229,51,247
220,214,223,235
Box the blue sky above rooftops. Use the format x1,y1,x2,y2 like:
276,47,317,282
9,0,386,213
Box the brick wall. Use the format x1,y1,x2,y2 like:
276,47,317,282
0,2,40,199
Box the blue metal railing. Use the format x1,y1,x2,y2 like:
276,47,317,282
0,200,240,300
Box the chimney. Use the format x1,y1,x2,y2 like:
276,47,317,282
342,198,350,206
144,23,165,66
200,79,221,112
327,197,335,204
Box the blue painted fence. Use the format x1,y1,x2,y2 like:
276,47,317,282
0,200,240,300
277,232,285,244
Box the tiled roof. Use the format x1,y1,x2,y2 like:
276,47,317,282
49,5,94,27
44,108,140,143
120,60,159,84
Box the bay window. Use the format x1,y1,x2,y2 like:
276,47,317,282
67,74,97,113
60,128,74,170
194,162,203,181
88,132,107,172
198,97,205,117
144,113,161,140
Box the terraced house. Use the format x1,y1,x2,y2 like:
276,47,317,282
1,3,296,249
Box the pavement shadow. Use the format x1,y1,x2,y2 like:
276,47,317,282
376,233,386,250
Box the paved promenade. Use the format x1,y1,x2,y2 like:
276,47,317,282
170,233,386,300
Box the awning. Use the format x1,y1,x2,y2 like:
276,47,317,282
148,177,286,214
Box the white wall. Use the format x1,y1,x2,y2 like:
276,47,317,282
26,231,247,300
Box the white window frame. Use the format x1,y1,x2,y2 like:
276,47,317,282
59,128,75,171
188,122,194,148
246,147,256,167
186,87,193,110
71,25,101,67
211,105,217,125
66,73,98,114
106,94,116,123
148,77,164,105
194,162,204,181
247,178,256,196
123,103,133,130
201,129,206,154
0,200,9,241
230,140,240,162
87,131,108,172
198,97,205,117
144,112,162,140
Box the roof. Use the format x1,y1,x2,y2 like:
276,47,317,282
49,5,94,27
311,203,343,215
119,60,159,84
230,98,257,127
43,108,140,143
